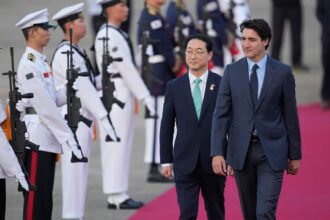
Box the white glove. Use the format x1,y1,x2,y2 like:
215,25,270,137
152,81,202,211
144,96,156,116
100,116,117,141
65,137,83,159
72,78,79,91
15,100,25,112
15,173,29,191
107,64,116,74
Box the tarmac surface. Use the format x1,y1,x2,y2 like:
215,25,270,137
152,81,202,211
0,0,322,219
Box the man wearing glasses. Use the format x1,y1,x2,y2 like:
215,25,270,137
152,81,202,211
160,34,226,220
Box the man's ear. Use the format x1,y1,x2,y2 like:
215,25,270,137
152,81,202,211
208,51,214,61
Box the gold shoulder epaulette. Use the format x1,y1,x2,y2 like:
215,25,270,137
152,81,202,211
27,53,36,62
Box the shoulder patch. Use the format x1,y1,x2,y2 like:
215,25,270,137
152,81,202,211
26,72,34,80
150,19,162,30
27,53,36,62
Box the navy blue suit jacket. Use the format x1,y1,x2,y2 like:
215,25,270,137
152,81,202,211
211,57,302,171
160,71,222,175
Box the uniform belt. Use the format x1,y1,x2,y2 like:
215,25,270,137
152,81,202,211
111,73,122,79
25,107,37,114
148,55,165,64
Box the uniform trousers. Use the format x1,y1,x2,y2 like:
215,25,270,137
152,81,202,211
0,179,5,220
175,160,226,220
99,80,135,194
271,5,302,65
234,139,284,220
321,29,330,101
144,96,164,164
61,123,93,219
23,150,56,220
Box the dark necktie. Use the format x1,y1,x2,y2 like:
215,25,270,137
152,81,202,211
250,64,259,109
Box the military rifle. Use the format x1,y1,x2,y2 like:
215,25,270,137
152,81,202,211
62,28,91,163
98,23,123,142
2,47,39,192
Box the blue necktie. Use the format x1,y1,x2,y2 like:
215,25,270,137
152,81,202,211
193,78,202,118
250,64,259,109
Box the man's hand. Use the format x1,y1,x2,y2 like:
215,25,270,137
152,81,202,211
144,96,156,116
212,155,227,176
15,173,29,191
15,100,25,112
227,165,234,176
161,165,173,179
287,160,300,175
100,116,117,141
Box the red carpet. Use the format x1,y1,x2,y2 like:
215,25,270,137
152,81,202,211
130,104,330,220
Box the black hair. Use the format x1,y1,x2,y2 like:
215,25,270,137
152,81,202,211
240,18,272,49
184,34,213,52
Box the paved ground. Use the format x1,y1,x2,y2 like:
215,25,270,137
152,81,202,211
0,0,322,219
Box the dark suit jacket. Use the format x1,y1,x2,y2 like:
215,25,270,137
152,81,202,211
160,71,221,175
211,56,302,171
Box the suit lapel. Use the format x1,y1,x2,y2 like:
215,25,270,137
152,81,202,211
255,57,276,111
199,72,217,121
182,74,199,121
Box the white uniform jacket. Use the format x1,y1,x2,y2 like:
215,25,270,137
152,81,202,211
94,23,150,101
17,47,74,153
52,41,108,122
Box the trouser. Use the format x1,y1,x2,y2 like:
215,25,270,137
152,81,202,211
321,30,330,101
175,161,226,220
61,124,93,219
144,96,164,164
99,82,134,194
23,150,56,220
271,5,302,65
234,139,284,220
0,179,5,220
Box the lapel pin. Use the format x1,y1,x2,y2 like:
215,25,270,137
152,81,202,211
210,84,215,91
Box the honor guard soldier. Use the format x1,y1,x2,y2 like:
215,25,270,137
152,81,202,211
95,0,155,209
197,0,230,74
166,0,198,59
0,99,29,220
138,0,182,183
15,9,84,220
51,3,117,219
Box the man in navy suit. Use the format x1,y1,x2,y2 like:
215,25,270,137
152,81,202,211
211,19,302,220
160,34,225,220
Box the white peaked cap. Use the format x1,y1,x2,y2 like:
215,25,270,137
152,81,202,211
97,0,123,8
16,8,55,29
52,3,85,23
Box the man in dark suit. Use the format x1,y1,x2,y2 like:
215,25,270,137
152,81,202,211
211,19,302,220
160,34,225,220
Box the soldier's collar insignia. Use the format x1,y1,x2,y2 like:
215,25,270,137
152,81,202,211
27,53,36,62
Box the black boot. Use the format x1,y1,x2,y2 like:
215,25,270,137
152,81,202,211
147,164,173,183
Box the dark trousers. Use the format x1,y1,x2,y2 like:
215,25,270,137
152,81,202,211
271,5,302,65
0,179,5,220
175,160,226,220
234,140,284,220
321,30,330,101
23,150,56,220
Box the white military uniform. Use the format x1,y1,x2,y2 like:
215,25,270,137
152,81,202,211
17,47,76,152
52,41,108,219
0,100,24,179
218,0,251,63
95,23,151,200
